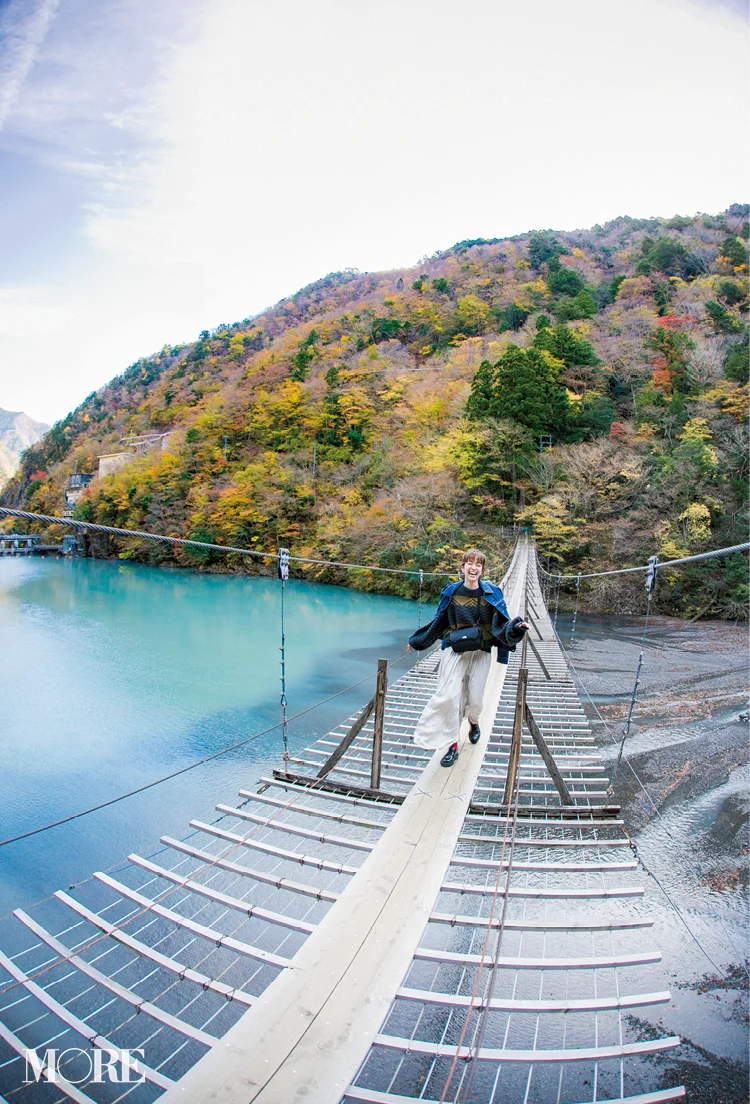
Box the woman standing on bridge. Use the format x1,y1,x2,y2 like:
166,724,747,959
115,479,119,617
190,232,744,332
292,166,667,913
408,549,528,767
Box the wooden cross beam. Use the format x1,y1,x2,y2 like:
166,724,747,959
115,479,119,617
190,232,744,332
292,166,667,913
523,703,573,805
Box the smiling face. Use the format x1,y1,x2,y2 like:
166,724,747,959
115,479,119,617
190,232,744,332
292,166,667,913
461,555,483,587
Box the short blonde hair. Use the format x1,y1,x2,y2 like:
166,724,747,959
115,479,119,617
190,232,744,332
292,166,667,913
461,548,486,569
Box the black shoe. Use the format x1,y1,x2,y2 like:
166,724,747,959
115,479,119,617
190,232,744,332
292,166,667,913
440,744,459,767
468,721,481,744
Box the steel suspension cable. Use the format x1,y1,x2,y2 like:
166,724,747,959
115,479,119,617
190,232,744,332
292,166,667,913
613,557,657,781
569,571,582,644
538,540,750,580
550,597,732,976
0,508,460,579
0,660,410,850
457,577,531,1103
0,639,424,1012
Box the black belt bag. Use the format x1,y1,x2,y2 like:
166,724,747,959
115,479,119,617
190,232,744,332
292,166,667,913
447,591,484,653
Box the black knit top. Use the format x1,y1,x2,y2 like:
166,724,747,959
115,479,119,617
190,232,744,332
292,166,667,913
443,584,495,650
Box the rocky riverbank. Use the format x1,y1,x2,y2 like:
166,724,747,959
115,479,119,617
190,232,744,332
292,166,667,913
561,613,749,1102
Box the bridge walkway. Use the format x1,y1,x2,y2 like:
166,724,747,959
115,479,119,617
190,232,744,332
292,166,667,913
0,539,683,1104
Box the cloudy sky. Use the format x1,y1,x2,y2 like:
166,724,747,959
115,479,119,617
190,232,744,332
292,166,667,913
0,0,747,425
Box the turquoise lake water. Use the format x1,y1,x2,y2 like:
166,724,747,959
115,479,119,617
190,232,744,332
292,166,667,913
0,556,423,916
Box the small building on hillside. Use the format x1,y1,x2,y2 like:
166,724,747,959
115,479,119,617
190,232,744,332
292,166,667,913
97,431,174,479
63,472,94,512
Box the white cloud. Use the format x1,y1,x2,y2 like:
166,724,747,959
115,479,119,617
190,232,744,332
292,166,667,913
85,0,750,271
0,0,59,131
0,0,747,424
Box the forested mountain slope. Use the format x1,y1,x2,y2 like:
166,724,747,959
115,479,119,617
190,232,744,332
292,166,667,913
0,408,49,487
2,207,748,617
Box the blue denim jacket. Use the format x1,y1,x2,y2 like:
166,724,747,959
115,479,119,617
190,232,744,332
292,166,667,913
408,578,515,664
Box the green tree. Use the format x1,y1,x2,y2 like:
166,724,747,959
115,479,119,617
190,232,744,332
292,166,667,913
497,302,529,331
465,360,495,419
718,236,748,268
652,280,672,315
705,300,742,335
478,418,535,511
659,418,719,488
647,237,686,275
533,323,598,369
528,232,564,270
468,345,568,435
548,269,584,296
371,317,404,343
716,279,747,308
290,329,318,381
566,390,616,441
449,417,534,515
725,337,749,382
551,288,598,321
608,274,628,302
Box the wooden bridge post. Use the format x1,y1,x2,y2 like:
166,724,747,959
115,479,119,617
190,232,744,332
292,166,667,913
370,659,388,790
503,580,530,807
503,665,527,806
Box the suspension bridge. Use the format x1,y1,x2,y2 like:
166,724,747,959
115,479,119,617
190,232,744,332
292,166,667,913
0,507,747,1104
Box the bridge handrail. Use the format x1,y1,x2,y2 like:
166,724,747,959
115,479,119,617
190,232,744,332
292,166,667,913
538,540,749,580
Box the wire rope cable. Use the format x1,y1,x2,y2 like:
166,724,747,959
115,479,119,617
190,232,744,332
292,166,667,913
542,564,734,978
0,657,415,850
613,556,657,782
0,508,461,579
537,540,750,580
569,571,582,644
0,703,413,1001
278,547,290,766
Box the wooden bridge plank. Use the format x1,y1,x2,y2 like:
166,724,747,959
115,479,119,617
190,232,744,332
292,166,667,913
0,936,176,1088
345,1082,686,1103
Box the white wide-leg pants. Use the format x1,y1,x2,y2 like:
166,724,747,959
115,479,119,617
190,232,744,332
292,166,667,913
413,648,492,751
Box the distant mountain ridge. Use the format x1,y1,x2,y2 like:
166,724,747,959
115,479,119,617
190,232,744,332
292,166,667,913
0,408,50,486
